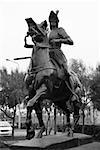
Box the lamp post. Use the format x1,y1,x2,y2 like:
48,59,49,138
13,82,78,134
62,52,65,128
6,58,21,129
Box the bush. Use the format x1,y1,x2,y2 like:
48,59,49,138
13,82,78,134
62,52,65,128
93,125,100,140
56,124,100,139
74,124,100,139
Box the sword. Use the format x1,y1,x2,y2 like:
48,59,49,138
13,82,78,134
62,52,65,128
14,57,31,60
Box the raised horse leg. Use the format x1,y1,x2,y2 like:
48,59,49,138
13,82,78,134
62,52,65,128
26,84,47,138
25,87,36,140
26,101,45,139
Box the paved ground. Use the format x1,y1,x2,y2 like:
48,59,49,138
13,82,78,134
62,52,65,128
1,142,100,150
66,142,100,150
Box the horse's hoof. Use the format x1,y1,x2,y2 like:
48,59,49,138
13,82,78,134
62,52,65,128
67,132,70,137
26,133,35,140
26,133,32,140
29,133,35,139
26,134,30,140
48,127,52,135
36,126,46,138
66,129,74,137
26,128,35,140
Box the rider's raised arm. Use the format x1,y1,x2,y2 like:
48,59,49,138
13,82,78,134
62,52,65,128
24,44,33,48
58,27,74,45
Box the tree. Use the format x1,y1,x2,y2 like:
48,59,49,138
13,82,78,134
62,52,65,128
69,59,93,132
0,68,27,136
90,65,100,111
0,68,27,107
69,58,93,98
69,59,87,85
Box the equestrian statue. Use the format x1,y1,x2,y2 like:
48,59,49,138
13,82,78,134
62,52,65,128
24,11,83,140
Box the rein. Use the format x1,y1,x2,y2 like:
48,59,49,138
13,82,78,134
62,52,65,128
32,67,57,73
31,59,57,74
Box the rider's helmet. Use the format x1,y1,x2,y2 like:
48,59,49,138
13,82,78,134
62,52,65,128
49,10,59,23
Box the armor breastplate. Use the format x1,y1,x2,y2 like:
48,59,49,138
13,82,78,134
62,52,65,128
48,29,61,49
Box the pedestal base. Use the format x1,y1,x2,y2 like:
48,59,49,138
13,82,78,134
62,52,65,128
8,133,93,150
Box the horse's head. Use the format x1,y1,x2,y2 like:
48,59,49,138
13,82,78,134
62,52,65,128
25,18,48,43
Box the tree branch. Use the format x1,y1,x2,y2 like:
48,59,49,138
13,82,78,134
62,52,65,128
0,107,13,119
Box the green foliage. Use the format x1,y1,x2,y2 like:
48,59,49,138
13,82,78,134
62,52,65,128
89,65,100,110
69,59,91,96
69,58,95,112
69,60,100,111
0,68,27,109
69,59,87,83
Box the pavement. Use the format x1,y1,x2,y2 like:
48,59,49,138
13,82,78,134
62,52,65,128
0,129,26,148
67,142,100,150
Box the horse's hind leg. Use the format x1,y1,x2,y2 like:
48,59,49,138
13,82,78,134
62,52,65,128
67,113,74,137
72,101,80,131
54,101,73,136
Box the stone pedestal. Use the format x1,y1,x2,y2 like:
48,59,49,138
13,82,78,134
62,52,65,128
8,133,93,150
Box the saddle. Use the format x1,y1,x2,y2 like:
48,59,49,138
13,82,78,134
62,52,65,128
50,57,66,79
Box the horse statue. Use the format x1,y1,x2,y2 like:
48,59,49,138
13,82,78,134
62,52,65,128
24,18,83,139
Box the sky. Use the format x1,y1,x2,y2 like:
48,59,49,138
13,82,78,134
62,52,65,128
0,0,100,73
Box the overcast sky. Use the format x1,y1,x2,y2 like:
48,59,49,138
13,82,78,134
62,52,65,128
0,0,99,73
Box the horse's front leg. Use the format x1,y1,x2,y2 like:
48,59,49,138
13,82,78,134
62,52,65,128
34,102,46,138
26,106,35,140
27,84,47,138
27,84,47,107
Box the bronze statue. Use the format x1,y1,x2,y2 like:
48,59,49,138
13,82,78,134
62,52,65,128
24,15,83,140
